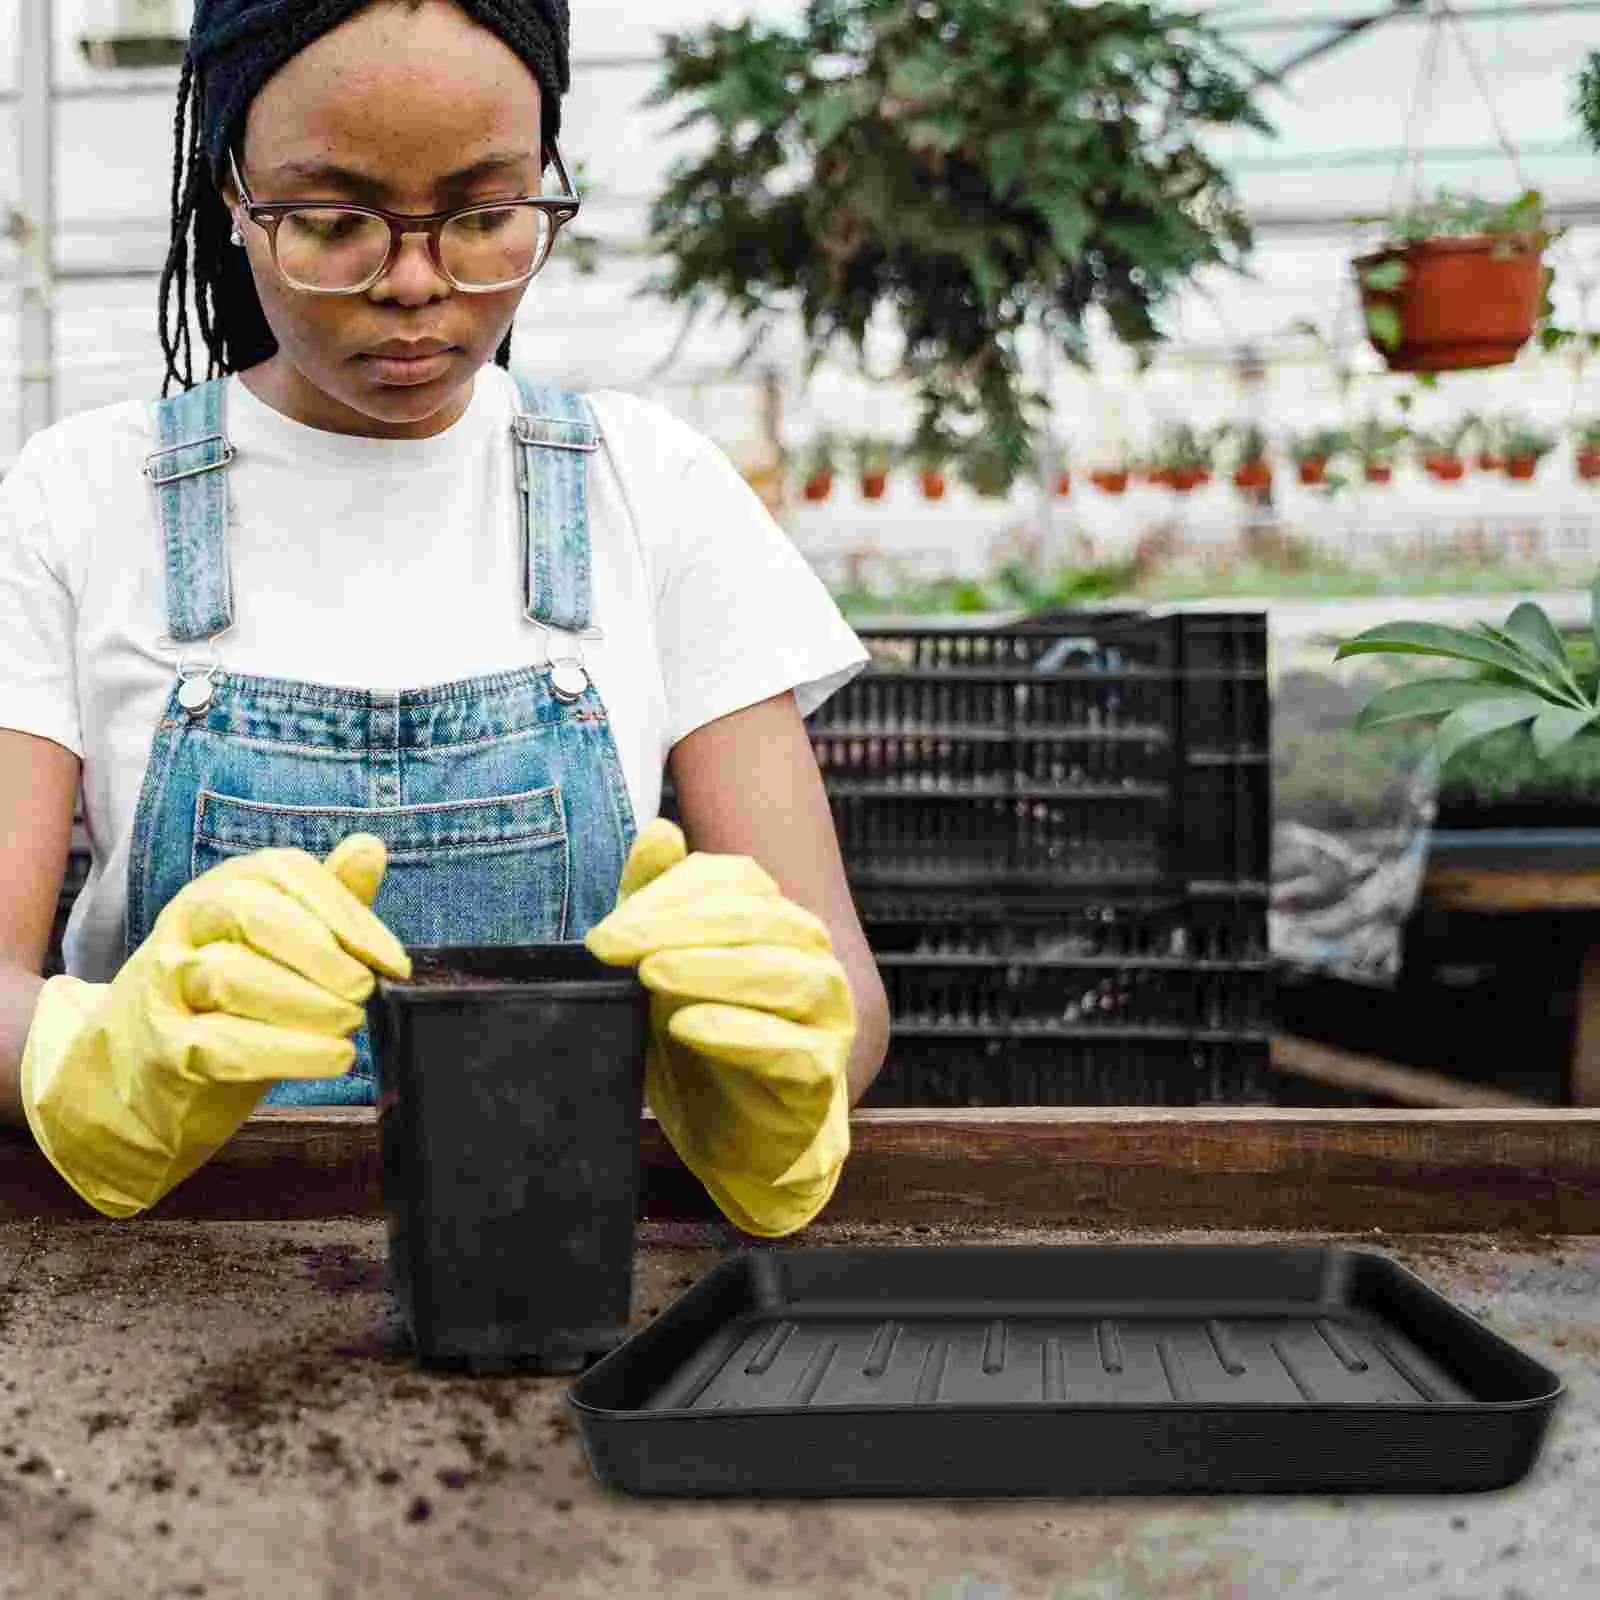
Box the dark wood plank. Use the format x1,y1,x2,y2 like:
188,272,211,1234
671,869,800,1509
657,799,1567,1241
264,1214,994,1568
1424,866,1600,913
5,1106,1600,1232
1269,1031,1542,1109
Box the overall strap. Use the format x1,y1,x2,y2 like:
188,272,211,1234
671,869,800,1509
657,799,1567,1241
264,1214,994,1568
144,377,234,644
510,379,598,633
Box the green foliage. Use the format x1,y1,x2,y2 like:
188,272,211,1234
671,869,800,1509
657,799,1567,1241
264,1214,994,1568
1289,428,1347,464
1348,416,1407,466
1575,53,1600,153
1372,188,1552,246
851,434,895,473
1498,421,1558,462
646,0,1269,494
1574,418,1600,453
1410,419,1474,460
833,558,1138,620
1334,583,1600,770
1224,422,1269,465
1151,422,1214,472
801,431,840,477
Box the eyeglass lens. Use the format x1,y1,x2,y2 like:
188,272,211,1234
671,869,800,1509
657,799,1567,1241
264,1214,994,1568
273,206,555,290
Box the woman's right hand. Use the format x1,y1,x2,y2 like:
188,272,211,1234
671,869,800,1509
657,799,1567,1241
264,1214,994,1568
20,834,410,1218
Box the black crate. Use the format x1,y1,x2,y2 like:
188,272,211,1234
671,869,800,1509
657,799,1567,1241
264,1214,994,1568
806,611,1269,892
857,887,1272,1105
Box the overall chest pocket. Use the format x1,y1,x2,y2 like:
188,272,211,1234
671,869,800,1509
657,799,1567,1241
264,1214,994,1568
192,787,571,947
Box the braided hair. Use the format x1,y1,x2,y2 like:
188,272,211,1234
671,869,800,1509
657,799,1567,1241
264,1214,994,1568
158,0,571,395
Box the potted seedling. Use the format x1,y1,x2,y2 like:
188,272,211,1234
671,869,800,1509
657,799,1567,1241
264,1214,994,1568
853,436,894,501
367,946,651,1374
1154,424,1214,493
1574,420,1600,481
1228,424,1273,492
1350,417,1406,484
1088,460,1132,495
1413,421,1473,482
1353,189,1555,372
1335,585,1600,779
799,433,839,502
1499,422,1558,481
1054,467,1072,498
1290,428,1347,486
910,439,951,501
1465,413,1502,471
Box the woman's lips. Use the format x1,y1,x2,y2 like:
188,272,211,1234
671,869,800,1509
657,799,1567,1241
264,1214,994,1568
361,349,455,386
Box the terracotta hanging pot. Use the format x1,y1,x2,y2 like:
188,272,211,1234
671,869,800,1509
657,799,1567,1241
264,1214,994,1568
1089,469,1129,495
802,472,833,502
1233,461,1272,492
1296,460,1329,486
1504,456,1539,481
1477,452,1503,472
1353,235,1545,373
1424,456,1465,482
1577,450,1600,481
1053,471,1072,498
1169,468,1208,493
1363,463,1393,485
860,470,888,500
918,469,946,501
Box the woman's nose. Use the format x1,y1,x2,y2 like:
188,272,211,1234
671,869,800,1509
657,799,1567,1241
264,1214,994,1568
371,227,451,305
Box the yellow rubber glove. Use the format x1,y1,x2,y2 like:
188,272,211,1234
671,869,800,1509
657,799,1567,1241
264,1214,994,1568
584,819,854,1238
21,836,411,1219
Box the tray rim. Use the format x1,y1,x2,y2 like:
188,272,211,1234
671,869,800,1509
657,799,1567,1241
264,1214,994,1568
567,1244,1567,1421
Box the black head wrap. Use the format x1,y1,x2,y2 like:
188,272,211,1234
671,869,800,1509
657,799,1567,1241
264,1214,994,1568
190,0,570,181
159,0,571,393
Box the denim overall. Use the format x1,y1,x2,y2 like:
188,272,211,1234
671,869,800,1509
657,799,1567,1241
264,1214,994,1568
124,376,638,1105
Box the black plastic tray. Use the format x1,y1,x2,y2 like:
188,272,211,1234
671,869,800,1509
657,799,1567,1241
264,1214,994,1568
568,1246,1563,1499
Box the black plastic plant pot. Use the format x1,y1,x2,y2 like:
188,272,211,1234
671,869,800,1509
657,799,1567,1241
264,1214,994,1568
368,944,650,1376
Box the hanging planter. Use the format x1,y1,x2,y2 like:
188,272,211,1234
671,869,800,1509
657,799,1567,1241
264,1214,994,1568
1053,471,1072,499
1089,468,1130,496
1364,463,1394,485
918,468,947,501
1226,423,1272,493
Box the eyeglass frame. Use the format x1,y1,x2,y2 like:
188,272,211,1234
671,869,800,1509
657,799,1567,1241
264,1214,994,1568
225,142,582,295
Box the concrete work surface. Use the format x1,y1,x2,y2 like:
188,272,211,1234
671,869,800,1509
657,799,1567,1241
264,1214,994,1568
1,1219,1595,1600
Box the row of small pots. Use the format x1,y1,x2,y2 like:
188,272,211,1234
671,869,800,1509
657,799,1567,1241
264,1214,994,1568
801,450,1600,503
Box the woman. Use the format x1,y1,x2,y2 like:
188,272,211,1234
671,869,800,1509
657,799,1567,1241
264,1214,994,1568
0,0,888,1236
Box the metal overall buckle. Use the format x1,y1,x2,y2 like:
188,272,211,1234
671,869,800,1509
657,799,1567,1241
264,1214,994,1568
531,620,603,703
170,631,229,716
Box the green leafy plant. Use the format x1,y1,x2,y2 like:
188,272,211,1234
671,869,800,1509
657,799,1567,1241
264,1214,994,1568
1152,422,1214,474
1289,428,1347,464
1349,416,1407,468
1226,422,1270,466
1411,420,1474,462
1574,419,1600,454
1334,582,1600,768
1574,53,1600,152
1499,422,1558,463
851,434,894,474
645,0,1270,495
801,431,840,478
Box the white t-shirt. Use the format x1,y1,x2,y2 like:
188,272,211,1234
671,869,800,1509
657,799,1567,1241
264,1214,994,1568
0,366,869,983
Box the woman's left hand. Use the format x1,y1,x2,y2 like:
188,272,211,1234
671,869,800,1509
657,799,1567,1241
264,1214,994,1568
583,818,854,1237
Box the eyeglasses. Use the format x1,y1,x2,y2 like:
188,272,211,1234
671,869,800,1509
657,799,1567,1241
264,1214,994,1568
227,143,582,295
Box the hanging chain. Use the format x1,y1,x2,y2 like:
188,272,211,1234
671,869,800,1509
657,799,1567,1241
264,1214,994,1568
1387,0,1446,223
1438,0,1531,195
